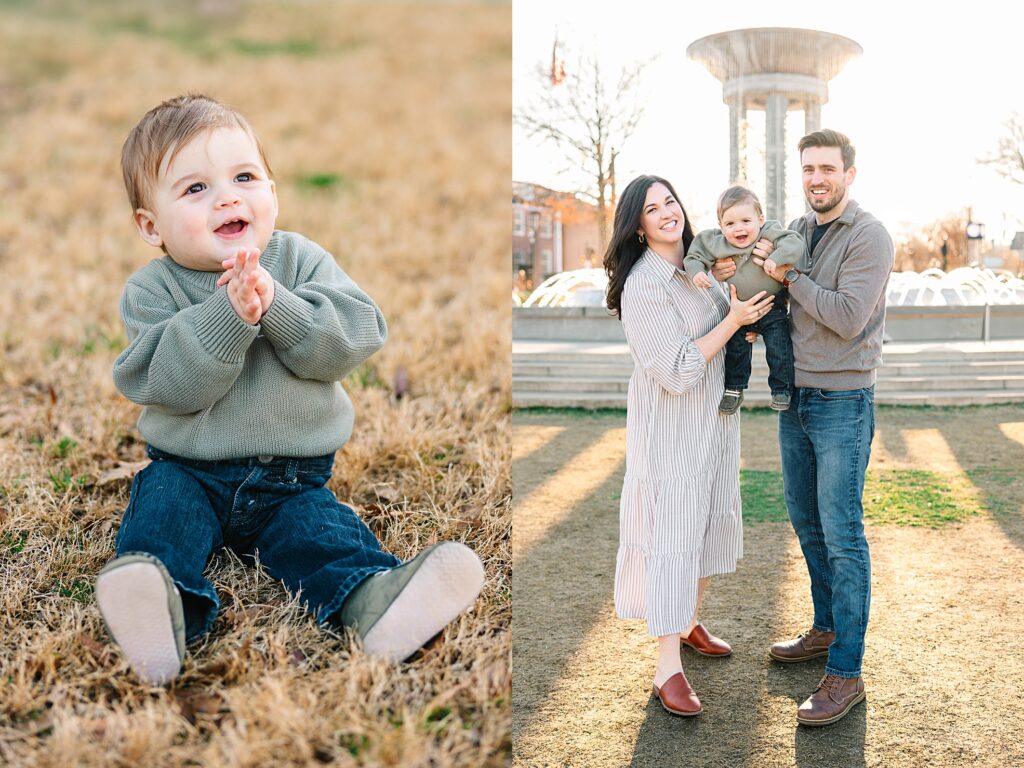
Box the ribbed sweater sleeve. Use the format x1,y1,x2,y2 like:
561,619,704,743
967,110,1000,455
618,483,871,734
258,249,387,382
112,282,260,414
682,230,722,281
788,221,893,341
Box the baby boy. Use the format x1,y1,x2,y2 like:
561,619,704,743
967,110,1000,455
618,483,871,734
96,94,484,684
684,186,807,414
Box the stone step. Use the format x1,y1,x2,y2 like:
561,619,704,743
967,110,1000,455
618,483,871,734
513,373,1024,394
513,339,1024,364
512,388,1024,410
512,359,1024,379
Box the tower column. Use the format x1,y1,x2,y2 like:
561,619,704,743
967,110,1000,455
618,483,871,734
765,92,788,222
804,97,821,136
728,92,747,183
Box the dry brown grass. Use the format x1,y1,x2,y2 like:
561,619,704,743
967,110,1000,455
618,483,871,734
0,2,511,765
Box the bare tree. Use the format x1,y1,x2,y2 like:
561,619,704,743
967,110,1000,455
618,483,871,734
979,112,1024,185
516,45,648,247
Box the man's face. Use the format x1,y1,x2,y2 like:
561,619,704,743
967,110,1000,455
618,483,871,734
801,146,856,216
134,126,278,271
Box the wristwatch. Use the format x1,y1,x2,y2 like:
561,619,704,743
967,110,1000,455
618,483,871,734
783,268,802,288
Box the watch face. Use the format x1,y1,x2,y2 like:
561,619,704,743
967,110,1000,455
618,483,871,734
784,269,798,281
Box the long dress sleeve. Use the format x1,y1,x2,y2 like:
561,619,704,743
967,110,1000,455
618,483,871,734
620,272,707,395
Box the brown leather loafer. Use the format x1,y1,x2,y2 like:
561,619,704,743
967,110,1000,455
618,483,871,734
768,628,834,663
680,623,732,657
652,672,702,716
796,674,865,726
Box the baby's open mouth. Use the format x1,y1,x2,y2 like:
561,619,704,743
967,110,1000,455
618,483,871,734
215,219,248,236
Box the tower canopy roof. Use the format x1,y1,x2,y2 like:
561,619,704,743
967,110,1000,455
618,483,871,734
687,28,862,82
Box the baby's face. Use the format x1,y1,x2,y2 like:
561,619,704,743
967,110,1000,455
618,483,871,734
719,201,764,249
134,126,278,271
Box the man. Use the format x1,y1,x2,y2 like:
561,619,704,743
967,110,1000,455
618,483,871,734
714,129,894,726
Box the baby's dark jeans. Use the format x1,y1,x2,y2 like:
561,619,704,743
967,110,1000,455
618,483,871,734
724,296,794,396
114,446,401,642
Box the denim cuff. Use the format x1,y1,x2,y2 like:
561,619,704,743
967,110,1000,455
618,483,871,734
824,664,861,679
175,580,220,643
316,564,394,626
812,622,835,634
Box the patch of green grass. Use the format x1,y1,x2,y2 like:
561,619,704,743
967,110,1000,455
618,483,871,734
230,37,319,57
514,407,626,419
296,172,352,192
57,578,92,603
741,469,789,523
864,469,982,527
965,467,1021,518
345,362,384,390
53,437,77,459
2,531,27,553
743,468,985,527
339,733,370,757
48,467,89,494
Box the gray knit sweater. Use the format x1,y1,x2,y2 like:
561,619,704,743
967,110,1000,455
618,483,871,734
786,200,894,390
112,230,387,460
683,220,807,300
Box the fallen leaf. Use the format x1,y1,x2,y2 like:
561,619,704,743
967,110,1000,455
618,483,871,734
373,485,399,503
96,460,150,486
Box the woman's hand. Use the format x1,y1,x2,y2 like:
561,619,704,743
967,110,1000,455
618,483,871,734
728,284,774,327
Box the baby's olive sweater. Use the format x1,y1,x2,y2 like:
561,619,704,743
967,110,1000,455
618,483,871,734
112,230,387,460
683,220,807,301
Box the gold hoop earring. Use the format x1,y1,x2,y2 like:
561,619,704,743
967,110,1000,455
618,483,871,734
638,232,645,244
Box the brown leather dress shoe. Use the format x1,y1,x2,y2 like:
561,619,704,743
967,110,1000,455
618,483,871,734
680,623,732,657
652,672,702,716
796,674,865,726
768,628,834,663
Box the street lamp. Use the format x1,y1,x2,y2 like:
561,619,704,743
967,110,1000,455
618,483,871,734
528,209,541,287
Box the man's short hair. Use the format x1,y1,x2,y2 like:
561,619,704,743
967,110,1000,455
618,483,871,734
717,185,763,222
798,129,855,170
121,94,273,212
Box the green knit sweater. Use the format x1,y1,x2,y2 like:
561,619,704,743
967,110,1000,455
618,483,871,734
112,230,387,460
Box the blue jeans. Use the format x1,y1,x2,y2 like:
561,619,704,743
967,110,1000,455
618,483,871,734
114,446,401,642
778,386,874,678
724,298,793,395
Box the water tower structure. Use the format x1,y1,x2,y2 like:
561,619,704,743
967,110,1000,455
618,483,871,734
686,28,862,221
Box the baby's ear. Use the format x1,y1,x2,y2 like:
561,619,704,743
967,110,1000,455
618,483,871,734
133,208,163,248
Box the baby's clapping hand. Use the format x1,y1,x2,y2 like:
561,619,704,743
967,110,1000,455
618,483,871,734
219,248,275,323
762,258,778,275
693,272,713,289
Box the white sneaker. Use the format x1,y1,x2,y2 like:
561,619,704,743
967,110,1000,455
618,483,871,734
340,542,485,662
95,553,185,685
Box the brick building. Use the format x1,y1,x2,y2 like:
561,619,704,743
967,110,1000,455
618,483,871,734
513,181,601,292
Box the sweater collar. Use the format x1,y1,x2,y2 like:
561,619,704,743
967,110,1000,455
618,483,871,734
161,230,283,290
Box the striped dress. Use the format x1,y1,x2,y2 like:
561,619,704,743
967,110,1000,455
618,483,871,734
613,250,743,637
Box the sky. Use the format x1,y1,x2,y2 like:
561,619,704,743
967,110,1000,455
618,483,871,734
513,1,1024,244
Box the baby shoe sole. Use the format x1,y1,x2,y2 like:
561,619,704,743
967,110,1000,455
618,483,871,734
96,557,183,685
362,542,484,662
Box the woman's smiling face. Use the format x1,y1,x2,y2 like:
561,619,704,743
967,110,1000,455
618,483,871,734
637,182,685,248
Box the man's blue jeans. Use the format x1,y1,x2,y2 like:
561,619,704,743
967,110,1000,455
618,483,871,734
114,446,401,642
778,386,874,678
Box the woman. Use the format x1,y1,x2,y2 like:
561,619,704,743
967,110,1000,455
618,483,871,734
605,175,773,716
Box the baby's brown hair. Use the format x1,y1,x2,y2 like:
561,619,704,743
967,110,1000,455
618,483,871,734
121,94,273,213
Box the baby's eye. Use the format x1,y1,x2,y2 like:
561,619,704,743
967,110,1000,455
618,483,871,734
185,182,206,195
235,172,253,182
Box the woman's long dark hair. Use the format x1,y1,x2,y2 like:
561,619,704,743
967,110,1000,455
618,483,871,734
603,174,693,319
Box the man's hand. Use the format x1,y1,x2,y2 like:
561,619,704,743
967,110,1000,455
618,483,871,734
218,248,276,319
710,257,736,282
750,238,788,283
693,272,713,289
